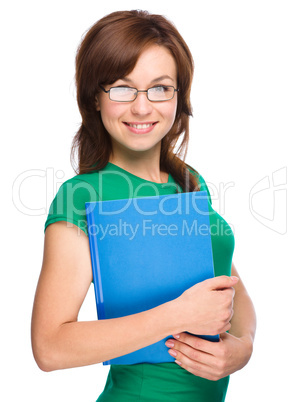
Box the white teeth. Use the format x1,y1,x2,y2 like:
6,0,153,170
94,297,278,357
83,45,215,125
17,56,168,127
128,123,153,129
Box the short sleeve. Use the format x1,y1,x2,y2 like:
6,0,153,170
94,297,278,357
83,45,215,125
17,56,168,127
44,178,99,235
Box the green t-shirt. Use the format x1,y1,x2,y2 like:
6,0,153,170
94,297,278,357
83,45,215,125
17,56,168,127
45,162,234,402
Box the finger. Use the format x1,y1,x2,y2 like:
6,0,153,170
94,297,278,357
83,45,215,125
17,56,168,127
172,332,220,355
167,345,219,381
205,275,239,291
166,339,214,367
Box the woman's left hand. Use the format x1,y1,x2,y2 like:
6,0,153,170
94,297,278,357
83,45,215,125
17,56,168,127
165,331,253,381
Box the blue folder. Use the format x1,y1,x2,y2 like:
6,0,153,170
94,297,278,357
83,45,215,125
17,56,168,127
85,191,218,365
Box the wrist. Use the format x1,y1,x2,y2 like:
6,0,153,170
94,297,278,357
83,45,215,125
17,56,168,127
166,297,187,335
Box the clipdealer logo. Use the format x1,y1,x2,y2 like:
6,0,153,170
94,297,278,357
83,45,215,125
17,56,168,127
86,218,233,241
249,167,287,235
11,166,288,235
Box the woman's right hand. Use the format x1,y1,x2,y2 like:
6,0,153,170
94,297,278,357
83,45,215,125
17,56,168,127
174,276,239,336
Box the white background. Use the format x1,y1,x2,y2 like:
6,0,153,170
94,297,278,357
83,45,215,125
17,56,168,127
2,0,298,400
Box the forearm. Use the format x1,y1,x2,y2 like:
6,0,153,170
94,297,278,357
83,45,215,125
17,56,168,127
230,281,256,346
35,299,181,372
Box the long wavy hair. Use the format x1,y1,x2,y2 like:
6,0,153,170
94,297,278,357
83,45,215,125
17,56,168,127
71,10,200,192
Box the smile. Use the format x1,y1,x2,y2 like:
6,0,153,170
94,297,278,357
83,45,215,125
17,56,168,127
125,122,156,129
124,121,158,134
130,123,152,129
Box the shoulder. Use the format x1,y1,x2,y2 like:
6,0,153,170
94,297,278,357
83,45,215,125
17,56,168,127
53,171,102,211
45,171,101,235
54,170,104,202
58,170,100,190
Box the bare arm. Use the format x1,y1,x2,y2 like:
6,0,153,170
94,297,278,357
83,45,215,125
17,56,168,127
229,262,256,346
31,221,236,372
31,222,181,371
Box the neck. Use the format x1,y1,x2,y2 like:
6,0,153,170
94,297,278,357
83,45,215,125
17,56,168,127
109,152,168,184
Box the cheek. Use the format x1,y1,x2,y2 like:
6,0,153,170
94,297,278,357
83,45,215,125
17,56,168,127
100,103,126,128
162,100,178,127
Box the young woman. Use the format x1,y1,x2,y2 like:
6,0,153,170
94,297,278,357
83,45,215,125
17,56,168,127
31,10,256,402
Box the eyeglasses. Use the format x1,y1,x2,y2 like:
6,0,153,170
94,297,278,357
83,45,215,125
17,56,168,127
100,85,178,102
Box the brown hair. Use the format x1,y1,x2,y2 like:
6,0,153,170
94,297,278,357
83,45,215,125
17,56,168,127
71,10,200,192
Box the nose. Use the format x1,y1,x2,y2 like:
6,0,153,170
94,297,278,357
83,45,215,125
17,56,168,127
131,91,153,116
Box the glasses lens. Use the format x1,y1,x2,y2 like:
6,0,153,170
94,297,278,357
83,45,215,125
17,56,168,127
148,86,175,101
110,87,136,101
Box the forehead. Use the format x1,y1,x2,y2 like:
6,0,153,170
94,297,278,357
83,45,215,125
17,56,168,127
118,45,177,85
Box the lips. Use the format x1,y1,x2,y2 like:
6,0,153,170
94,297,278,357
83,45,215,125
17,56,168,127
123,121,158,134
127,123,154,129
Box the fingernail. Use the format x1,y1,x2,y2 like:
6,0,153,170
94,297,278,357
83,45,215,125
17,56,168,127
175,360,182,365
173,334,180,339
165,340,175,348
168,349,177,357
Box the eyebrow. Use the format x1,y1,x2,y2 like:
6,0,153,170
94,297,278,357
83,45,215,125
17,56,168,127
120,75,175,84
151,75,175,84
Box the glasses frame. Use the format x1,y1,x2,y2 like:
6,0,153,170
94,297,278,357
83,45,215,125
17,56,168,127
99,85,179,102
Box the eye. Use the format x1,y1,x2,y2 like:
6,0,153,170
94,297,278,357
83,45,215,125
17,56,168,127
113,86,133,92
151,85,170,93
109,86,137,101
148,86,175,101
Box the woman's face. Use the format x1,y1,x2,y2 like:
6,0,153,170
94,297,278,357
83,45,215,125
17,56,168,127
96,45,178,160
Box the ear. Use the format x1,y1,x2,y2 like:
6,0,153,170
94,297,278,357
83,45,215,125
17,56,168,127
95,95,101,111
